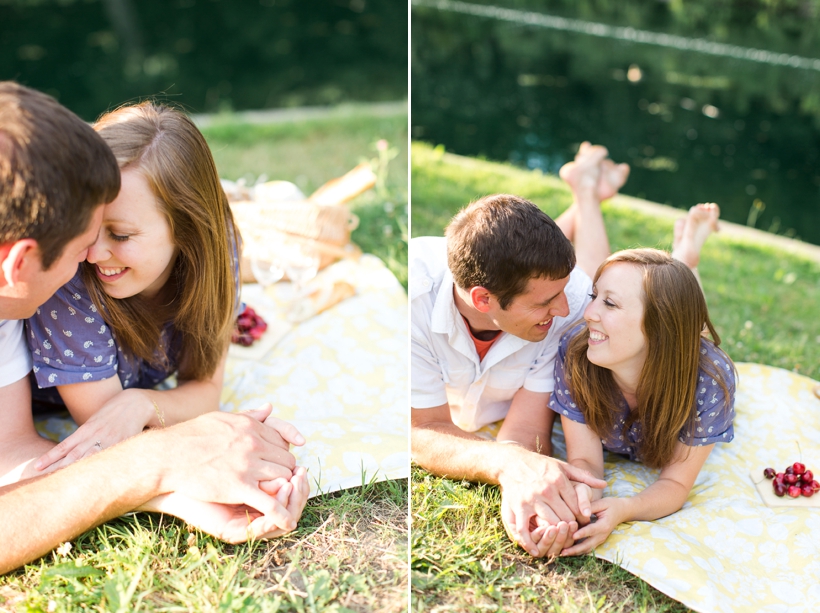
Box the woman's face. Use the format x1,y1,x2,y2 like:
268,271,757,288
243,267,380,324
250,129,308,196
583,262,648,378
86,168,178,300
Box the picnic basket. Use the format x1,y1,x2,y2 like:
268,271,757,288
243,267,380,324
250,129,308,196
227,163,375,279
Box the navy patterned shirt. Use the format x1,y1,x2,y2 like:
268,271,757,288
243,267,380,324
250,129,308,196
26,227,241,397
549,323,736,462
26,271,181,391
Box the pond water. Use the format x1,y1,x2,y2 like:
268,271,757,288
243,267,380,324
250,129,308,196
412,0,820,246
1,0,406,121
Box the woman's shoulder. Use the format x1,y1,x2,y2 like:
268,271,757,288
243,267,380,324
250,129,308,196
28,268,109,343
698,337,736,390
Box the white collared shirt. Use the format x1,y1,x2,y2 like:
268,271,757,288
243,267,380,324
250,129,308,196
410,236,592,432
0,319,33,388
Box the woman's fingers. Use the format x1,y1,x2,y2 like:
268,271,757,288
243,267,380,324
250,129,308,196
263,416,306,447
35,426,106,472
35,434,79,471
560,530,604,556
258,477,288,497
274,482,292,507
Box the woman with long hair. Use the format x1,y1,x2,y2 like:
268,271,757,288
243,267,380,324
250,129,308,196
547,207,736,556
26,103,307,506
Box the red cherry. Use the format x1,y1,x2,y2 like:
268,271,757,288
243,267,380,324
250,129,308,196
775,472,785,483
793,462,806,475
784,473,799,485
785,466,794,475
788,485,801,498
763,467,777,479
801,484,815,497
802,469,814,483
812,480,820,492
773,482,787,497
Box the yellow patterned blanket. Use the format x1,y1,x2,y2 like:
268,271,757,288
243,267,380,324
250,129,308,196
475,363,819,611
35,254,409,498
546,363,820,613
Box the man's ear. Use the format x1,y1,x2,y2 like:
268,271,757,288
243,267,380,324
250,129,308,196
468,286,493,313
0,239,39,288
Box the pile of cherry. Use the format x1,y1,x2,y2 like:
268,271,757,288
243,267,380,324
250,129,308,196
763,462,820,498
231,306,268,347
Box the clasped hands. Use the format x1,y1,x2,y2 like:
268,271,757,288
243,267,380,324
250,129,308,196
145,403,310,543
499,455,621,558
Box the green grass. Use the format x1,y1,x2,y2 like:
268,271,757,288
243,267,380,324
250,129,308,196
3,479,407,613
0,109,409,613
410,140,820,612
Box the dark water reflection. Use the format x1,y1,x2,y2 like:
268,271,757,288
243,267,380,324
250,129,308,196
2,0,406,121
412,0,820,245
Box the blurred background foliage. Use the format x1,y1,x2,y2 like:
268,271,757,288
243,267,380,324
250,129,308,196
1,0,407,120
412,0,820,245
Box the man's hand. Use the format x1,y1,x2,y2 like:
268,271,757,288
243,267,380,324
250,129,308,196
157,404,298,528
146,466,311,543
497,449,606,557
262,410,306,450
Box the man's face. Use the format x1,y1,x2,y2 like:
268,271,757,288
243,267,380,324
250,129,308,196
487,274,571,342
19,206,104,318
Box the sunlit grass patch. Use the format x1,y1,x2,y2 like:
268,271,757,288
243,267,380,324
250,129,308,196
411,469,689,613
3,478,408,613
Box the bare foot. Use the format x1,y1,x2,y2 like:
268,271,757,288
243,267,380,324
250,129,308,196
672,203,720,269
560,142,630,201
559,141,609,195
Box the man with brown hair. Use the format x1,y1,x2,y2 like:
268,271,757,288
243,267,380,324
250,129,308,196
411,144,628,557
0,82,306,573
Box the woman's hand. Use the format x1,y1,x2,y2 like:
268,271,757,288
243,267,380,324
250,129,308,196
35,388,153,473
257,465,310,536
560,496,629,556
528,515,578,558
142,466,310,543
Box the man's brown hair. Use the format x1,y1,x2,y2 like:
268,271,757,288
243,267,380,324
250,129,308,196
445,194,575,309
0,82,120,268
564,248,735,469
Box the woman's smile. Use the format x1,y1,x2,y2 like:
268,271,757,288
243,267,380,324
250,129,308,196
95,265,130,281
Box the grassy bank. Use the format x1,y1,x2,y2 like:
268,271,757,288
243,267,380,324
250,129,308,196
0,110,409,613
410,140,820,612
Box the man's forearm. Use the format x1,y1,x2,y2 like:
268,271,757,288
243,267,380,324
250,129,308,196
411,422,524,485
0,430,167,574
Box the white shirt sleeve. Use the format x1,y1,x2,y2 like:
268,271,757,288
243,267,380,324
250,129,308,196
410,305,449,409
0,319,33,388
